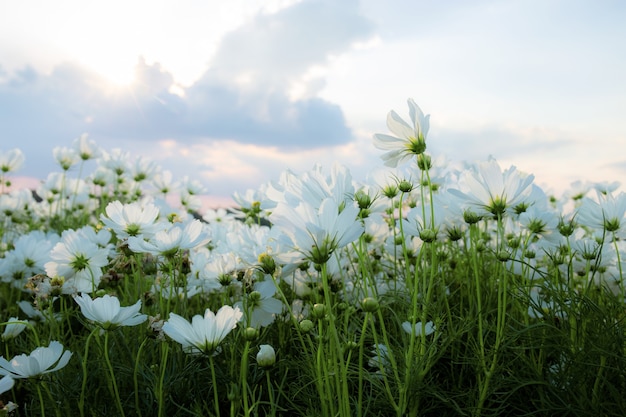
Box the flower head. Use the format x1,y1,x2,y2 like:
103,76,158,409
0,341,72,379
44,230,111,294
235,279,283,328
53,146,81,171
577,191,626,234
162,305,243,354
373,98,430,167
0,149,25,174
127,219,211,257
1,317,27,341
448,158,535,218
270,197,364,265
72,133,102,161
74,293,147,330
100,200,162,238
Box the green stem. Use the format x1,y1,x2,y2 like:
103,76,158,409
241,341,251,417
36,382,47,417
209,355,221,417
265,370,276,417
79,328,98,417
104,331,127,417
157,342,169,417
134,338,148,417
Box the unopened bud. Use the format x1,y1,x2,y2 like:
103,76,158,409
311,303,327,320
362,297,379,313
256,344,276,368
299,319,314,333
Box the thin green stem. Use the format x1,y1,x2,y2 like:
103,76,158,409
79,328,99,417
104,331,126,417
209,355,221,417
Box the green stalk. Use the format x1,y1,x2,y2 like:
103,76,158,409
209,355,221,417
356,312,370,417
133,338,148,417
36,382,47,417
240,341,251,417
157,342,169,417
104,331,126,417
79,328,98,417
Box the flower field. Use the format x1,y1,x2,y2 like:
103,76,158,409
1,100,625,416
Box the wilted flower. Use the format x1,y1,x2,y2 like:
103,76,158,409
74,293,147,330
162,305,243,354
256,344,276,368
0,341,72,379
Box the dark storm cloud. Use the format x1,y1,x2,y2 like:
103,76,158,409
0,0,375,154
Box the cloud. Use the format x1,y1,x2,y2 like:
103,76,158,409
0,0,377,177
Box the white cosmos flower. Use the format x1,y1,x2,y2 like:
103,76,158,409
577,191,626,234
0,149,25,173
74,293,147,330
162,305,243,354
0,341,72,379
270,197,364,265
235,279,283,328
52,146,80,171
1,317,27,341
127,219,211,257
72,133,102,161
100,200,162,238
372,98,430,167
45,229,111,294
448,158,535,218
0,230,59,285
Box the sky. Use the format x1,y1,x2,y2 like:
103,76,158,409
1,0,625,206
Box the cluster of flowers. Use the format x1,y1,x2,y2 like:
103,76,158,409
0,99,624,410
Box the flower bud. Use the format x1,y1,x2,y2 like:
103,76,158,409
299,319,314,333
257,253,276,275
361,297,379,313
256,344,276,368
398,180,414,193
354,190,372,209
243,327,259,341
417,154,432,171
419,228,437,243
463,210,481,225
311,303,327,320
496,250,510,262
